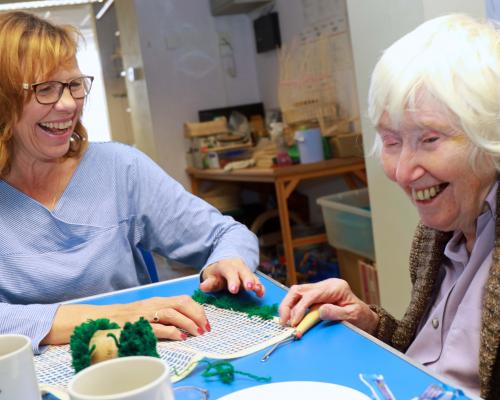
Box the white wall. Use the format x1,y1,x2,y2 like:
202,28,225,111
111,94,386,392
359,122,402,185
346,0,485,317
133,0,261,187
77,27,112,142
39,5,111,142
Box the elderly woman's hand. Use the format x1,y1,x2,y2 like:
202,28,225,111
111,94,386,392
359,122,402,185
279,278,379,335
199,258,265,298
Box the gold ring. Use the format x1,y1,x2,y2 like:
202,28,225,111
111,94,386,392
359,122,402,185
152,311,160,323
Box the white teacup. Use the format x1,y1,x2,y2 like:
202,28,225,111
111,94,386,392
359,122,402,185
68,356,174,400
0,334,41,400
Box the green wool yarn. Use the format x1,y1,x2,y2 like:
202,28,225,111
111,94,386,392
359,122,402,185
69,317,158,373
192,289,278,320
70,318,120,373
201,360,271,384
118,317,159,358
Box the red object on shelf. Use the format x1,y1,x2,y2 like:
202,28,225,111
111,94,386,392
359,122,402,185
275,151,292,167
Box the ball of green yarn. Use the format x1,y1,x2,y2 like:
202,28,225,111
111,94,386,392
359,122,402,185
69,317,158,373
70,318,120,373
119,317,159,358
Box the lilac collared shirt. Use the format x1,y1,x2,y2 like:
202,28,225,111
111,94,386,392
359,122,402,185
406,183,497,396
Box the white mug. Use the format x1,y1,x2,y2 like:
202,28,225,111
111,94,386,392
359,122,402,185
68,356,174,400
0,334,41,400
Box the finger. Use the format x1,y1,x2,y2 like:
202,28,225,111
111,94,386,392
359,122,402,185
236,268,265,297
253,281,265,298
199,275,225,293
289,297,314,327
221,268,241,294
278,285,308,324
237,266,258,291
318,303,351,322
152,307,205,337
151,324,187,341
171,295,209,333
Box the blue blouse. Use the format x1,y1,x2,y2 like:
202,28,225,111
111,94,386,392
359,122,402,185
0,142,258,352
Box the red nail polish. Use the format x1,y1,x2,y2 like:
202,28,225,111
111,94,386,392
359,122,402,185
205,322,211,332
180,333,188,340
197,327,204,335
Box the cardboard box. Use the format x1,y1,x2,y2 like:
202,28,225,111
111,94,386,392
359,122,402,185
337,249,379,305
330,133,364,158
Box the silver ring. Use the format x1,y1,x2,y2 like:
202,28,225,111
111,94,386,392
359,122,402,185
152,311,160,323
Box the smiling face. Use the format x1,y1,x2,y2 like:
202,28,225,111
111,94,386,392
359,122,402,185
12,66,84,166
378,94,496,237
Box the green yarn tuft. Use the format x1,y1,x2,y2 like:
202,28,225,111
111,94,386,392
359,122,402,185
118,317,159,358
192,290,278,320
200,360,271,384
70,317,159,373
70,318,120,373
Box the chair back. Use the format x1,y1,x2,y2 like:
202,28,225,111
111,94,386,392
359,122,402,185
138,247,159,283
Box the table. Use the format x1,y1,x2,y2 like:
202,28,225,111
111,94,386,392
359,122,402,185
187,158,366,285
74,273,471,400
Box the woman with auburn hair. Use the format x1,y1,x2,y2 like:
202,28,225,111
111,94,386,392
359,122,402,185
0,12,264,352
279,14,499,399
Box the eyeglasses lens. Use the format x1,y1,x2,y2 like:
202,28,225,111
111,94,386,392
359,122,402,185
35,77,93,104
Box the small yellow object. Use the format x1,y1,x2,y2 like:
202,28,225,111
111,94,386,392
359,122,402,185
89,328,121,365
294,304,321,339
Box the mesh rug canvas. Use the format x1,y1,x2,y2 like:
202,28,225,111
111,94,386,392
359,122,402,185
35,304,294,389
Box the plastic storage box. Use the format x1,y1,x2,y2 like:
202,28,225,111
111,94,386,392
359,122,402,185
317,188,374,260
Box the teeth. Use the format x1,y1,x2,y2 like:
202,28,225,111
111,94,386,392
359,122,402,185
39,120,72,130
413,185,442,201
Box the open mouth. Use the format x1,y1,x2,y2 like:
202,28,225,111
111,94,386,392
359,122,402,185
412,183,449,202
38,120,73,135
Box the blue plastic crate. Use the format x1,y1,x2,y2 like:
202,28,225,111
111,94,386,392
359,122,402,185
317,188,374,260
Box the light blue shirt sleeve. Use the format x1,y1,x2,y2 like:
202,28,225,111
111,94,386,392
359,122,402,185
129,148,259,271
0,304,60,354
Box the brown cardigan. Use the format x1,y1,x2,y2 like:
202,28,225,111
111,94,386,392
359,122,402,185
370,193,500,399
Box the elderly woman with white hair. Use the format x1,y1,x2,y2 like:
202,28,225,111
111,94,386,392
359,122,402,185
279,14,499,399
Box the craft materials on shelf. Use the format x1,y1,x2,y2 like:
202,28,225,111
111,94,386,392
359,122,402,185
185,116,254,169
184,117,229,138
278,27,359,137
34,294,294,391
261,304,321,361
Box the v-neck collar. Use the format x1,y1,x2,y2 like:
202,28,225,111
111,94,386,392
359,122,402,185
0,144,92,213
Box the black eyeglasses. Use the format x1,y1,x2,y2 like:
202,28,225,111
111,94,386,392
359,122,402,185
22,76,94,105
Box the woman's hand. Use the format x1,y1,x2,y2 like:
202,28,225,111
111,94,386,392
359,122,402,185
199,258,265,298
279,278,379,335
119,295,209,339
42,295,209,345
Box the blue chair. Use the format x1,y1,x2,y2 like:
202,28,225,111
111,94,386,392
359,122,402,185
138,247,159,283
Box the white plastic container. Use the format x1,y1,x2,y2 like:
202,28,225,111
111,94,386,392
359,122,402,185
317,188,374,260
294,128,324,163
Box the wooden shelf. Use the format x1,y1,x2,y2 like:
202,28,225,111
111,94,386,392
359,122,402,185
204,142,253,153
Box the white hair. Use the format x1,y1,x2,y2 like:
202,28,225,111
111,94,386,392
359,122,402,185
368,14,500,168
